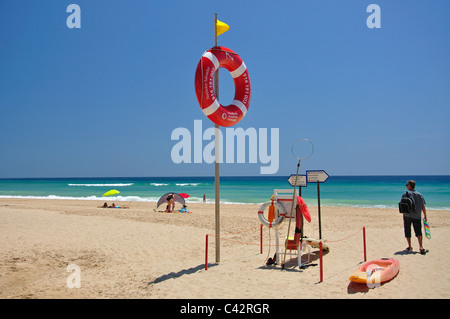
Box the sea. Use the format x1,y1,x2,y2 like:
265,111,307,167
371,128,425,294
0,175,449,210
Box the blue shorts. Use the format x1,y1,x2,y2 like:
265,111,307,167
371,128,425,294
403,216,422,238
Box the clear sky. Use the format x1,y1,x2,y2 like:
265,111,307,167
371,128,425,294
0,0,449,178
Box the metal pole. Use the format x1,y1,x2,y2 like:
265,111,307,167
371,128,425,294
299,184,303,268
282,159,301,269
214,13,218,47
214,13,220,263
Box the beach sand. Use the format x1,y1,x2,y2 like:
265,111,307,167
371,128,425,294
1,198,449,299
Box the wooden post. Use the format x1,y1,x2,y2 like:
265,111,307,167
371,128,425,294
214,13,220,263
260,224,263,254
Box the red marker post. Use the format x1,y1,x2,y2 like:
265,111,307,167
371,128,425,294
319,241,323,283
205,234,209,270
363,227,367,262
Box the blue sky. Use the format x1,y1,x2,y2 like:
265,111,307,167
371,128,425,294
0,0,449,178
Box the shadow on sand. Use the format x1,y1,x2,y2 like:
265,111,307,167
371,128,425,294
257,247,329,272
394,249,428,256
148,263,217,285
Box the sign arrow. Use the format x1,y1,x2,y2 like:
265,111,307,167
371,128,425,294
287,174,307,187
306,170,329,183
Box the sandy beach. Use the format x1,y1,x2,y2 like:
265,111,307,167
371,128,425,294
1,198,449,299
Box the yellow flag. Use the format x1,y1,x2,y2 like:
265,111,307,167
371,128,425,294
216,19,229,36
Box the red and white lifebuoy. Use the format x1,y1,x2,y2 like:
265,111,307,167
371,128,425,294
258,201,286,228
194,46,251,127
297,196,311,223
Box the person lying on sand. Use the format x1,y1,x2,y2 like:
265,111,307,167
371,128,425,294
99,202,129,209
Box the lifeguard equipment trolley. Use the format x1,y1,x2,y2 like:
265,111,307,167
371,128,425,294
258,189,303,266
259,189,328,268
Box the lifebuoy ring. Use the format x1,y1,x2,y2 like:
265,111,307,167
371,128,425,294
194,46,251,127
286,196,311,250
297,196,311,223
258,201,286,228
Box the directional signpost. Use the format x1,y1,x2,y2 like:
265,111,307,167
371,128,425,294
306,170,329,239
282,139,316,270
306,170,329,183
287,174,307,189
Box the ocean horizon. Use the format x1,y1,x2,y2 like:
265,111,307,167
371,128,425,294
0,175,449,211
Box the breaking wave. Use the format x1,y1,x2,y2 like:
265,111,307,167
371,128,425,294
68,183,133,187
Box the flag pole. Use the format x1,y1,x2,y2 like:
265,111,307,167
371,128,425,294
214,12,220,263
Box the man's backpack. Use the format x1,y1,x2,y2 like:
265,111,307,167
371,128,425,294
398,191,415,214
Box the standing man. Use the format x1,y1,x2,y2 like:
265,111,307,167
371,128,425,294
403,180,428,254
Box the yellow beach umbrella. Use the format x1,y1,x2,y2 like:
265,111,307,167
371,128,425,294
103,189,120,197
